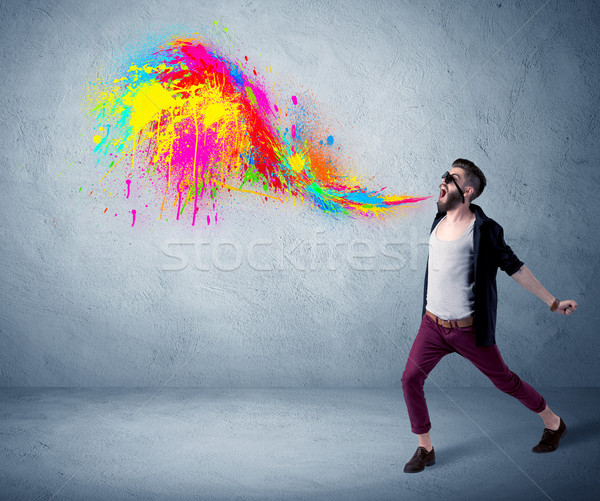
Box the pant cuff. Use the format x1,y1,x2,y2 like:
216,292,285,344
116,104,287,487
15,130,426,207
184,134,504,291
411,424,431,434
532,397,547,414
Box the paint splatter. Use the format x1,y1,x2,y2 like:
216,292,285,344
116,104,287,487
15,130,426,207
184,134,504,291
87,36,430,226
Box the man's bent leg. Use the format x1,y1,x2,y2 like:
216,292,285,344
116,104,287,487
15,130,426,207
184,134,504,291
449,326,546,413
401,314,454,434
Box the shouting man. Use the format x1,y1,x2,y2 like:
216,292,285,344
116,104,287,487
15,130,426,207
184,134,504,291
401,158,577,473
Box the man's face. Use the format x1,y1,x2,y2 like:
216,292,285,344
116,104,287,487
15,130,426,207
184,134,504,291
437,167,466,212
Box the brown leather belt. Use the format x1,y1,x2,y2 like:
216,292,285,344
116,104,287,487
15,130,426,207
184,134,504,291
426,309,474,328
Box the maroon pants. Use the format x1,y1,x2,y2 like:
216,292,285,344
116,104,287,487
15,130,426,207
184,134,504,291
402,312,547,434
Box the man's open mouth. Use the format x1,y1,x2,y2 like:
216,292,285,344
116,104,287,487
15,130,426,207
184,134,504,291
439,186,447,200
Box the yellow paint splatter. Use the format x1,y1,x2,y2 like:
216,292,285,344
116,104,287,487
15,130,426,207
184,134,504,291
288,152,306,173
123,82,176,132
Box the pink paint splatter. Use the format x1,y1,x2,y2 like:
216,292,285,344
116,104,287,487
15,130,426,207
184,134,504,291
192,206,199,226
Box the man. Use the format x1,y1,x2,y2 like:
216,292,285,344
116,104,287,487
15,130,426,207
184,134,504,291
401,158,578,473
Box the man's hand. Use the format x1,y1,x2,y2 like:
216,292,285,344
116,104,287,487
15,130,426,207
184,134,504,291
556,300,578,315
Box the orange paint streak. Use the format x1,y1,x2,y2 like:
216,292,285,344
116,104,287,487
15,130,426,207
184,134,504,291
306,147,335,184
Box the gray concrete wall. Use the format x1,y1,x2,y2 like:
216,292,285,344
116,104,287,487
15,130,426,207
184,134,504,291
1,0,598,387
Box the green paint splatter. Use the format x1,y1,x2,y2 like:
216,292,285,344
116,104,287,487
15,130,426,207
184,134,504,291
239,161,263,189
180,197,189,214
245,86,257,107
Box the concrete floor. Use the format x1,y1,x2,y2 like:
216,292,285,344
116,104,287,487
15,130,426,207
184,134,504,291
0,388,598,501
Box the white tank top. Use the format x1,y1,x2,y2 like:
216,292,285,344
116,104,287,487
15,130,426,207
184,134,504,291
426,216,475,320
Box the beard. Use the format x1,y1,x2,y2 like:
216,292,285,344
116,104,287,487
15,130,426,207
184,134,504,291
437,187,463,212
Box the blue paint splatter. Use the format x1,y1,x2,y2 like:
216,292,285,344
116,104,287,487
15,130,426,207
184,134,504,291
326,135,334,146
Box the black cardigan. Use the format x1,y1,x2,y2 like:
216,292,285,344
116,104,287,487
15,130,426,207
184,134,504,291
421,203,524,346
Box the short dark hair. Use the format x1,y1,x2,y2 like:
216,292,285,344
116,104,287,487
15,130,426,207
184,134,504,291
452,158,486,201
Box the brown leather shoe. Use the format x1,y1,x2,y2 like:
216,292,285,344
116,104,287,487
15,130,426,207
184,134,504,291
532,417,567,453
403,446,435,473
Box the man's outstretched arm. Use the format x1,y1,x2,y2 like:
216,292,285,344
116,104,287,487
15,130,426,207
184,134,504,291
510,265,578,315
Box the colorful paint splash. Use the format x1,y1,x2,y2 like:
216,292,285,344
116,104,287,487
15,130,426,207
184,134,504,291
88,36,430,226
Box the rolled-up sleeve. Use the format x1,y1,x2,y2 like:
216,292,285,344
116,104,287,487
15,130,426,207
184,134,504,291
490,223,524,276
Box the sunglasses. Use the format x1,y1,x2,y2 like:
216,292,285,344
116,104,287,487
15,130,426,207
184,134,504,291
442,171,465,204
